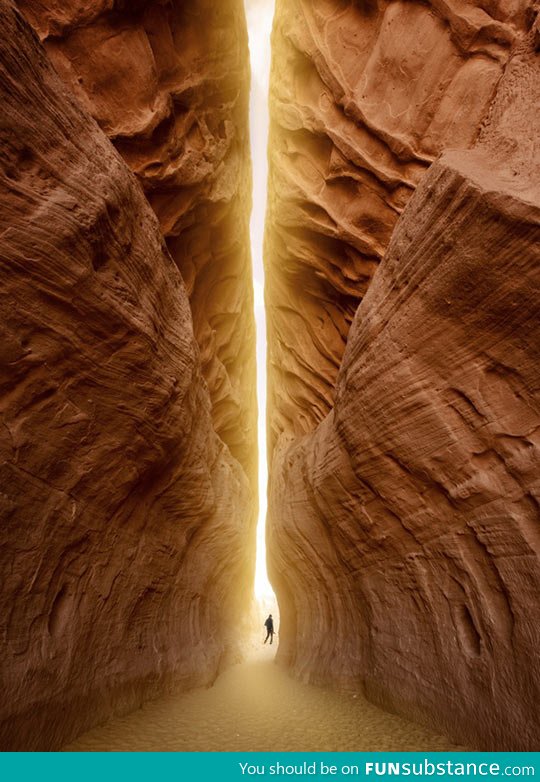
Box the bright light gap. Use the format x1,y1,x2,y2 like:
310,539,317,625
245,0,275,602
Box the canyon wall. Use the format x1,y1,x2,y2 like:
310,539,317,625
17,0,257,485
266,0,529,447
0,0,255,750
267,0,540,751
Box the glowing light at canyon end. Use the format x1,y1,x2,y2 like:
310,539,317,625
246,0,275,600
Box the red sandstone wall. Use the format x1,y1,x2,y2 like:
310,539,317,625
266,0,530,448
0,0,254,750
267,0,540,751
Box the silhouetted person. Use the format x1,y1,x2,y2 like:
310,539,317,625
264,614,274,644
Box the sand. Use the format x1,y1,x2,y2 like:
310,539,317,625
63,645,467,751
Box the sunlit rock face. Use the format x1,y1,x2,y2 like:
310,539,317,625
0,1,253,750
17,0,257,486
267,0,540,751
266,0,529,446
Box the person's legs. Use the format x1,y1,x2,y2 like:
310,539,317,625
264,630,270,644
270,631,273,645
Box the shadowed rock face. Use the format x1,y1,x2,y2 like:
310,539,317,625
0,1,254,751
17,0,257,485
267,0,540,752
266,0,530,447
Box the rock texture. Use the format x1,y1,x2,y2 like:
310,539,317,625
267,0,540,752
0,1,254,751
266,0,530,448
17,0,257,483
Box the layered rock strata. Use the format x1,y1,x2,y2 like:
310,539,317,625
17,0,257,484
268,0,540,752
266,0,530,447
0,1,253,750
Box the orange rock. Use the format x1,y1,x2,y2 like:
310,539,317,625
17,0,258,487
266,0,527,448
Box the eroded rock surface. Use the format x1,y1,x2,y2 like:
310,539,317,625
268,0,540,751
17,0,257,483
266,0,530,447
0,1,253,750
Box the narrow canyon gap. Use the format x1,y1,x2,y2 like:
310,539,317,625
245,0,276,602
0,0,539,755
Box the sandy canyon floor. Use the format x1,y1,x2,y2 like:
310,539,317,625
63,645,467,751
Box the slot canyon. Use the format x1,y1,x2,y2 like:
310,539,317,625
0,0,539,754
